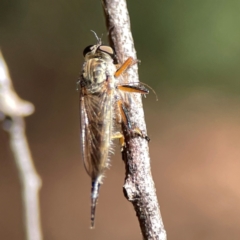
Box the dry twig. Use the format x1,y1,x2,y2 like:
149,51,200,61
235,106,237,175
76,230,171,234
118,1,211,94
102,1,167,239
0,51,43,240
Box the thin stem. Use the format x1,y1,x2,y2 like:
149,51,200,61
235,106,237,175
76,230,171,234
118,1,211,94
0,51,43,240
102,1,167,239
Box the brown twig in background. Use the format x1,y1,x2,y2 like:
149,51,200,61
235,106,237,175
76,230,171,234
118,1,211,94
0,51,43,240
102,1,167,239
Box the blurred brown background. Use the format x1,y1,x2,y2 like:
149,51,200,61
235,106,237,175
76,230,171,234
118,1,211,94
1,0,240,239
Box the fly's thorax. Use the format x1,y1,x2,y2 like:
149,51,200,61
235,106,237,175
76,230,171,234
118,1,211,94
82,55,116,93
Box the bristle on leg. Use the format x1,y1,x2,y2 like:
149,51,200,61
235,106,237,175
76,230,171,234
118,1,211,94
90,180,101,228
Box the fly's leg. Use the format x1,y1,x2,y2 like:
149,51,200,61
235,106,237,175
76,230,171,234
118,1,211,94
115,57,150,141
114,57,138,77
117,100,150,142
114,57,150,96
117,84,149,95
130,127,150,142
112,132,125,151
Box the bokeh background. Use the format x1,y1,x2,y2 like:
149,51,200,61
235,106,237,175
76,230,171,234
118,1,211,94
1,0,240,239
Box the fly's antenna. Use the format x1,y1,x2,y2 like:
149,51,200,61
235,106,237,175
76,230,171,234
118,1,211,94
90,30,102,45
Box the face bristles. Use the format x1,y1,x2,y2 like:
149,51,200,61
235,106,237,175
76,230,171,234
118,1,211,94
90,180,101,229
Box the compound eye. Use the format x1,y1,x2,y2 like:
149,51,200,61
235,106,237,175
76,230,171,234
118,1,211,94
83,45,94,56
98,45,114,57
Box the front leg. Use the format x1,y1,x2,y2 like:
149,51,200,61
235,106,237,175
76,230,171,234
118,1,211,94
114,57,139,78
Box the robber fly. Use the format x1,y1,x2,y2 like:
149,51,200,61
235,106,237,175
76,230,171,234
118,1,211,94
78,33,149,228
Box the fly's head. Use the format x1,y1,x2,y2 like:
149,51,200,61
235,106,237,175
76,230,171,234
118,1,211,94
83,30,115,61
83,44,115,62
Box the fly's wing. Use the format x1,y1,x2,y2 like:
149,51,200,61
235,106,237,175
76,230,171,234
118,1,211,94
80,83,113,180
